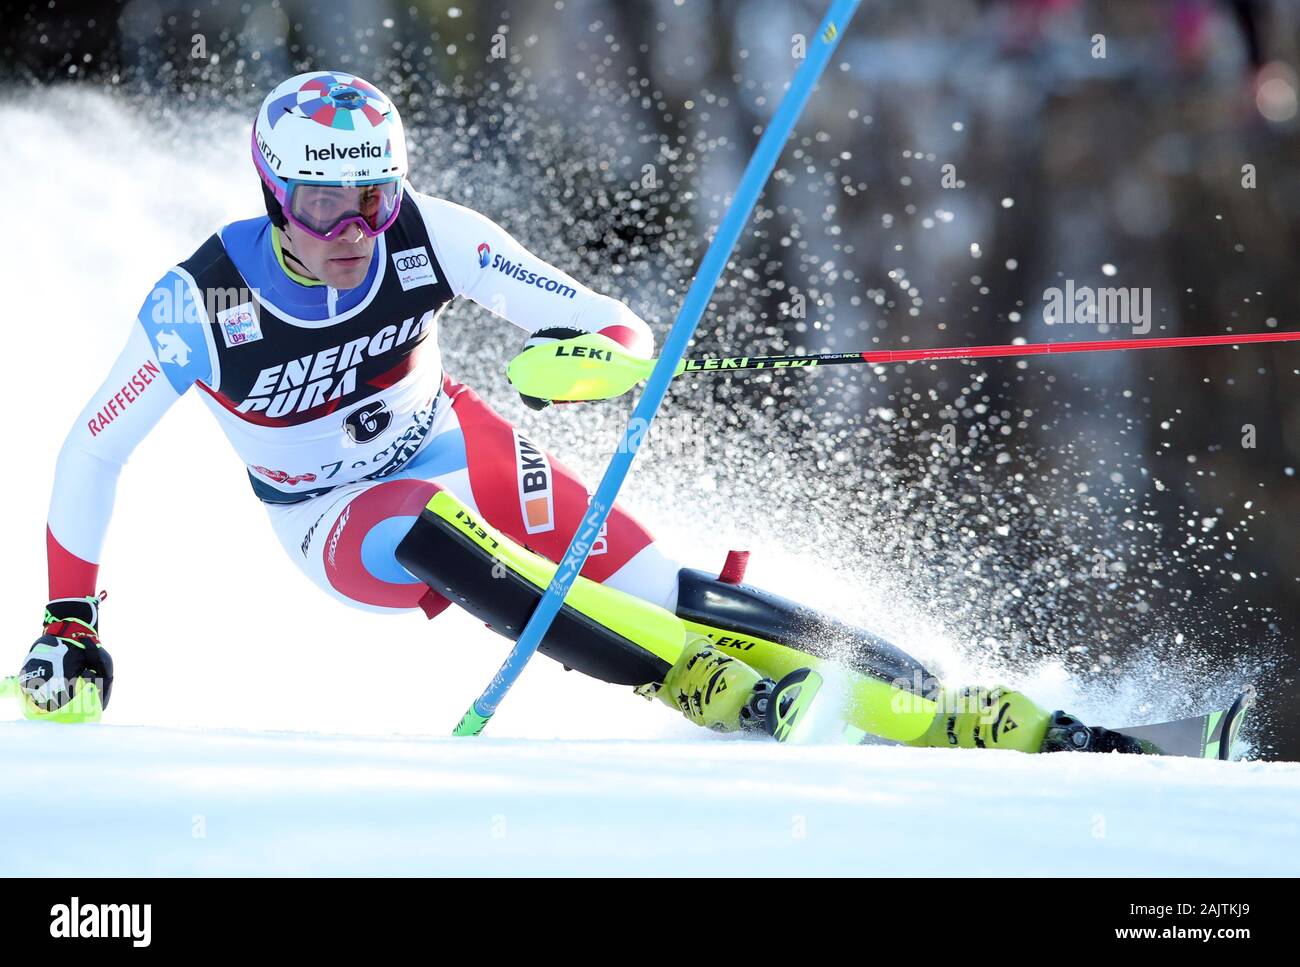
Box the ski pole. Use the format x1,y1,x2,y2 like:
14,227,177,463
508,329,1300,400
451,0,863,736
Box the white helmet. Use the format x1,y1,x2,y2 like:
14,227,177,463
251,71,408,239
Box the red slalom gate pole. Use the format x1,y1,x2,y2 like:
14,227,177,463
856,331,1300,364
671,330,1300,375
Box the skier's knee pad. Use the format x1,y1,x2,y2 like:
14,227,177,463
395,489,678,686
673,555,938,699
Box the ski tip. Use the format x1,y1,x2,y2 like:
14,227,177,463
1214,685,1257,762
1113,685,1259,760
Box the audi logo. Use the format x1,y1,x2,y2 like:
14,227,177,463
395,254,429,271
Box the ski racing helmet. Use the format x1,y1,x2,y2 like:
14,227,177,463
252,70,408,240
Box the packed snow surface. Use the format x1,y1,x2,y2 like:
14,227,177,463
3,723,1298,876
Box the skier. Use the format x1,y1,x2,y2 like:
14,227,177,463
17,70,1134,753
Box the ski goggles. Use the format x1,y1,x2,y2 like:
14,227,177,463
282,179,403,241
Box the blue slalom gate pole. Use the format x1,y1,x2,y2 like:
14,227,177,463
453,0,862,735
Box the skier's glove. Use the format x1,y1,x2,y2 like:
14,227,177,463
508,326,651,411
512,327,584,411
17,593,114,722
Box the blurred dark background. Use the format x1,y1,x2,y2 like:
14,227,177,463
4,0,1297,756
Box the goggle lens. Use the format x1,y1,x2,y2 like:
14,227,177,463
286,181,402,240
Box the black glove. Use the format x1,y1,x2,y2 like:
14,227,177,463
515,326,586,411
19,594,114,714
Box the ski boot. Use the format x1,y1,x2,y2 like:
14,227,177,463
906,685,1056,753
640,641,776,734
907,685,1146,754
